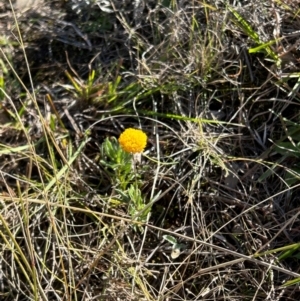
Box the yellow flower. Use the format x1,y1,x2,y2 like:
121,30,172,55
118,128,147,153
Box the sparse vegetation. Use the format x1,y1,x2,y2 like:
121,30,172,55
1,0,300,300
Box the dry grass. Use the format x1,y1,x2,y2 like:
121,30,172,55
1,0,300,300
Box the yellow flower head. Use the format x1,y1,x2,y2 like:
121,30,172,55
118,128,147,153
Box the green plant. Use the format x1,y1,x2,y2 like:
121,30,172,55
99,136,150,230
259,117,300,186
64,69,107,104
228,6,280,65
163,235,187,259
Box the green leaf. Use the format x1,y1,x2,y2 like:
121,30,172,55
228,6,278,61
248,39,279,53
278,245,300,261
274,141,300,158
227,6,260,43
163,235,177,245
282,277,300,287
